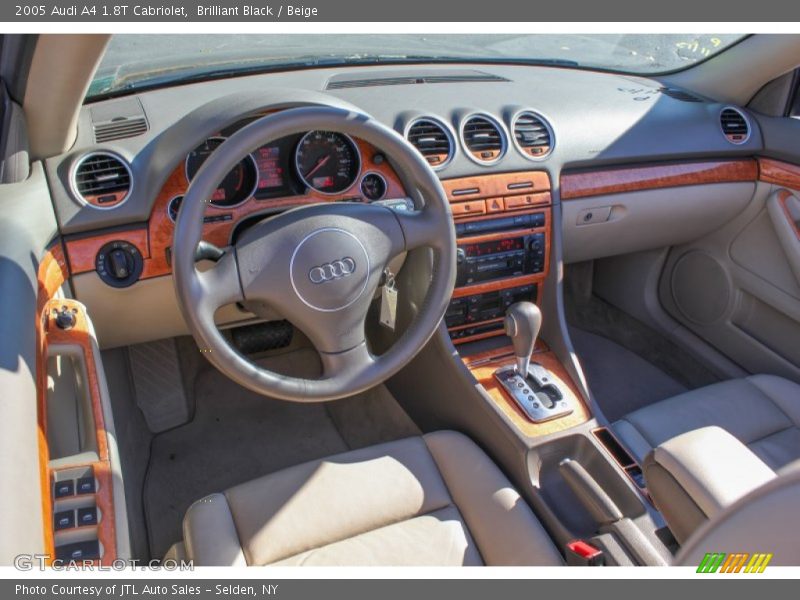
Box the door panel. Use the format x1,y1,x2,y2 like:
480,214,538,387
659,179,800,383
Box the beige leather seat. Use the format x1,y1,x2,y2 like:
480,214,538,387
612,375,800,471
179,431,563,566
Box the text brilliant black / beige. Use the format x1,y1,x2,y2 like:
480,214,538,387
196,5,320,17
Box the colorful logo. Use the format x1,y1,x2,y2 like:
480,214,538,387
696,552,773,573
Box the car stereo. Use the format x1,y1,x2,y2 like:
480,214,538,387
455,233,545,287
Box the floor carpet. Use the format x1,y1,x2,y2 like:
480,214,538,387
569,327,688,423
143,348,419,559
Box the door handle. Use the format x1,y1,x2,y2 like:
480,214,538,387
767,189,800,284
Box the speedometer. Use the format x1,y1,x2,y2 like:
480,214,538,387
294,131,360,195
185,137,259,207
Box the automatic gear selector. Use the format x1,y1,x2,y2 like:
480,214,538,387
495,302,573,423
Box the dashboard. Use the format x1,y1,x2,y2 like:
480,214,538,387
42,63,767,348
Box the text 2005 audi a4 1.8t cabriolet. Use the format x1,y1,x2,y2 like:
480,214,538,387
1,33,799,568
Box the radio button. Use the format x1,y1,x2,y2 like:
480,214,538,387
451,200,487,216
505,194,543,210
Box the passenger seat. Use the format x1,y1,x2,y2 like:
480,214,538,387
612,375,800,471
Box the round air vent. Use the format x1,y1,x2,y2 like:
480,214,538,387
405,117,454,169
512,110,554,160
720,107,750,145
460,114,507,165
71,151,132,208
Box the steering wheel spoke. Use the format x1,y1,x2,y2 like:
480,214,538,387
194,248,244,316
395,208,451,252
319,341,376,381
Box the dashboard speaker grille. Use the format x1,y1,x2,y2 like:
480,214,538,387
462,115,505,163
406,118,453,168
513,112,553,159
93,116,148,143
720,108,750,144
327,71,509,89
73,152,132,208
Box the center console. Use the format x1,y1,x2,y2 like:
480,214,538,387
441,171,551,344
436,170,593,437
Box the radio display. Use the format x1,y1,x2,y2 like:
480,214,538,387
462,238,525,257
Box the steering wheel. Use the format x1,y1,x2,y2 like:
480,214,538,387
172,105,456,402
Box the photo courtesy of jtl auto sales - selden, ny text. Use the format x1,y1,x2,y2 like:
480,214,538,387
1,1,800,597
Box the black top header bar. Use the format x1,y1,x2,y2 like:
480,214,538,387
3,0,799,22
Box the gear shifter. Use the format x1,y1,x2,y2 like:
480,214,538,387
503,301,541,377
494,301,574,423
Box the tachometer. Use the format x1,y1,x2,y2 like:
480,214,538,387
185,137,259,207
295,131,360,195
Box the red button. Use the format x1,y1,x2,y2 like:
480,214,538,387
567,540,602,559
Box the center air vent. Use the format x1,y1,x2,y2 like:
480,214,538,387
512,111,554,159
72,152,132,208
720,107,750,145
406,118,454,169
461,115,506,164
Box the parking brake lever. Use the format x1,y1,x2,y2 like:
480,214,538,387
558,458,668,566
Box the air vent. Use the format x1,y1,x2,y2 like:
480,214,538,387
72,152,132,208
93,116,148,143
720,107,750,145
461,115,506,164
406,118,454,169
512,111,554,159
326,70,509,90
659,87,705,103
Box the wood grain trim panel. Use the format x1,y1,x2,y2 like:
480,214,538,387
463,344,590,437
66,228,150,275
39,296,117,564
561,159,758,200
65,137,406,280
36,245,68,563
443,170,550,201
759,157,800,191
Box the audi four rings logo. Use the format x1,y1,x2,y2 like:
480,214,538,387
308,257,357,283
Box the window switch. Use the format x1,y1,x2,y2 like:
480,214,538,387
77,507,98,527
54,480,74,498
54,510,75,531
76,477,95,495
55,540,100,561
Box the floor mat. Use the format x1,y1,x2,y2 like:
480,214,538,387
143,349,348,558
143,347,420,559
570,327,687,423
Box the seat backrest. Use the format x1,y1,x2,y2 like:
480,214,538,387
674,464,800,566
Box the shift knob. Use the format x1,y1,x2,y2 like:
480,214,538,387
504,302,542,376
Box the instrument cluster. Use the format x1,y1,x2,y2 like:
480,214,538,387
181,119,388,214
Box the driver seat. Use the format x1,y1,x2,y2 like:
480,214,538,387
175,431,564,566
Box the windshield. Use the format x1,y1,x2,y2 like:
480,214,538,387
89,33,745,100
